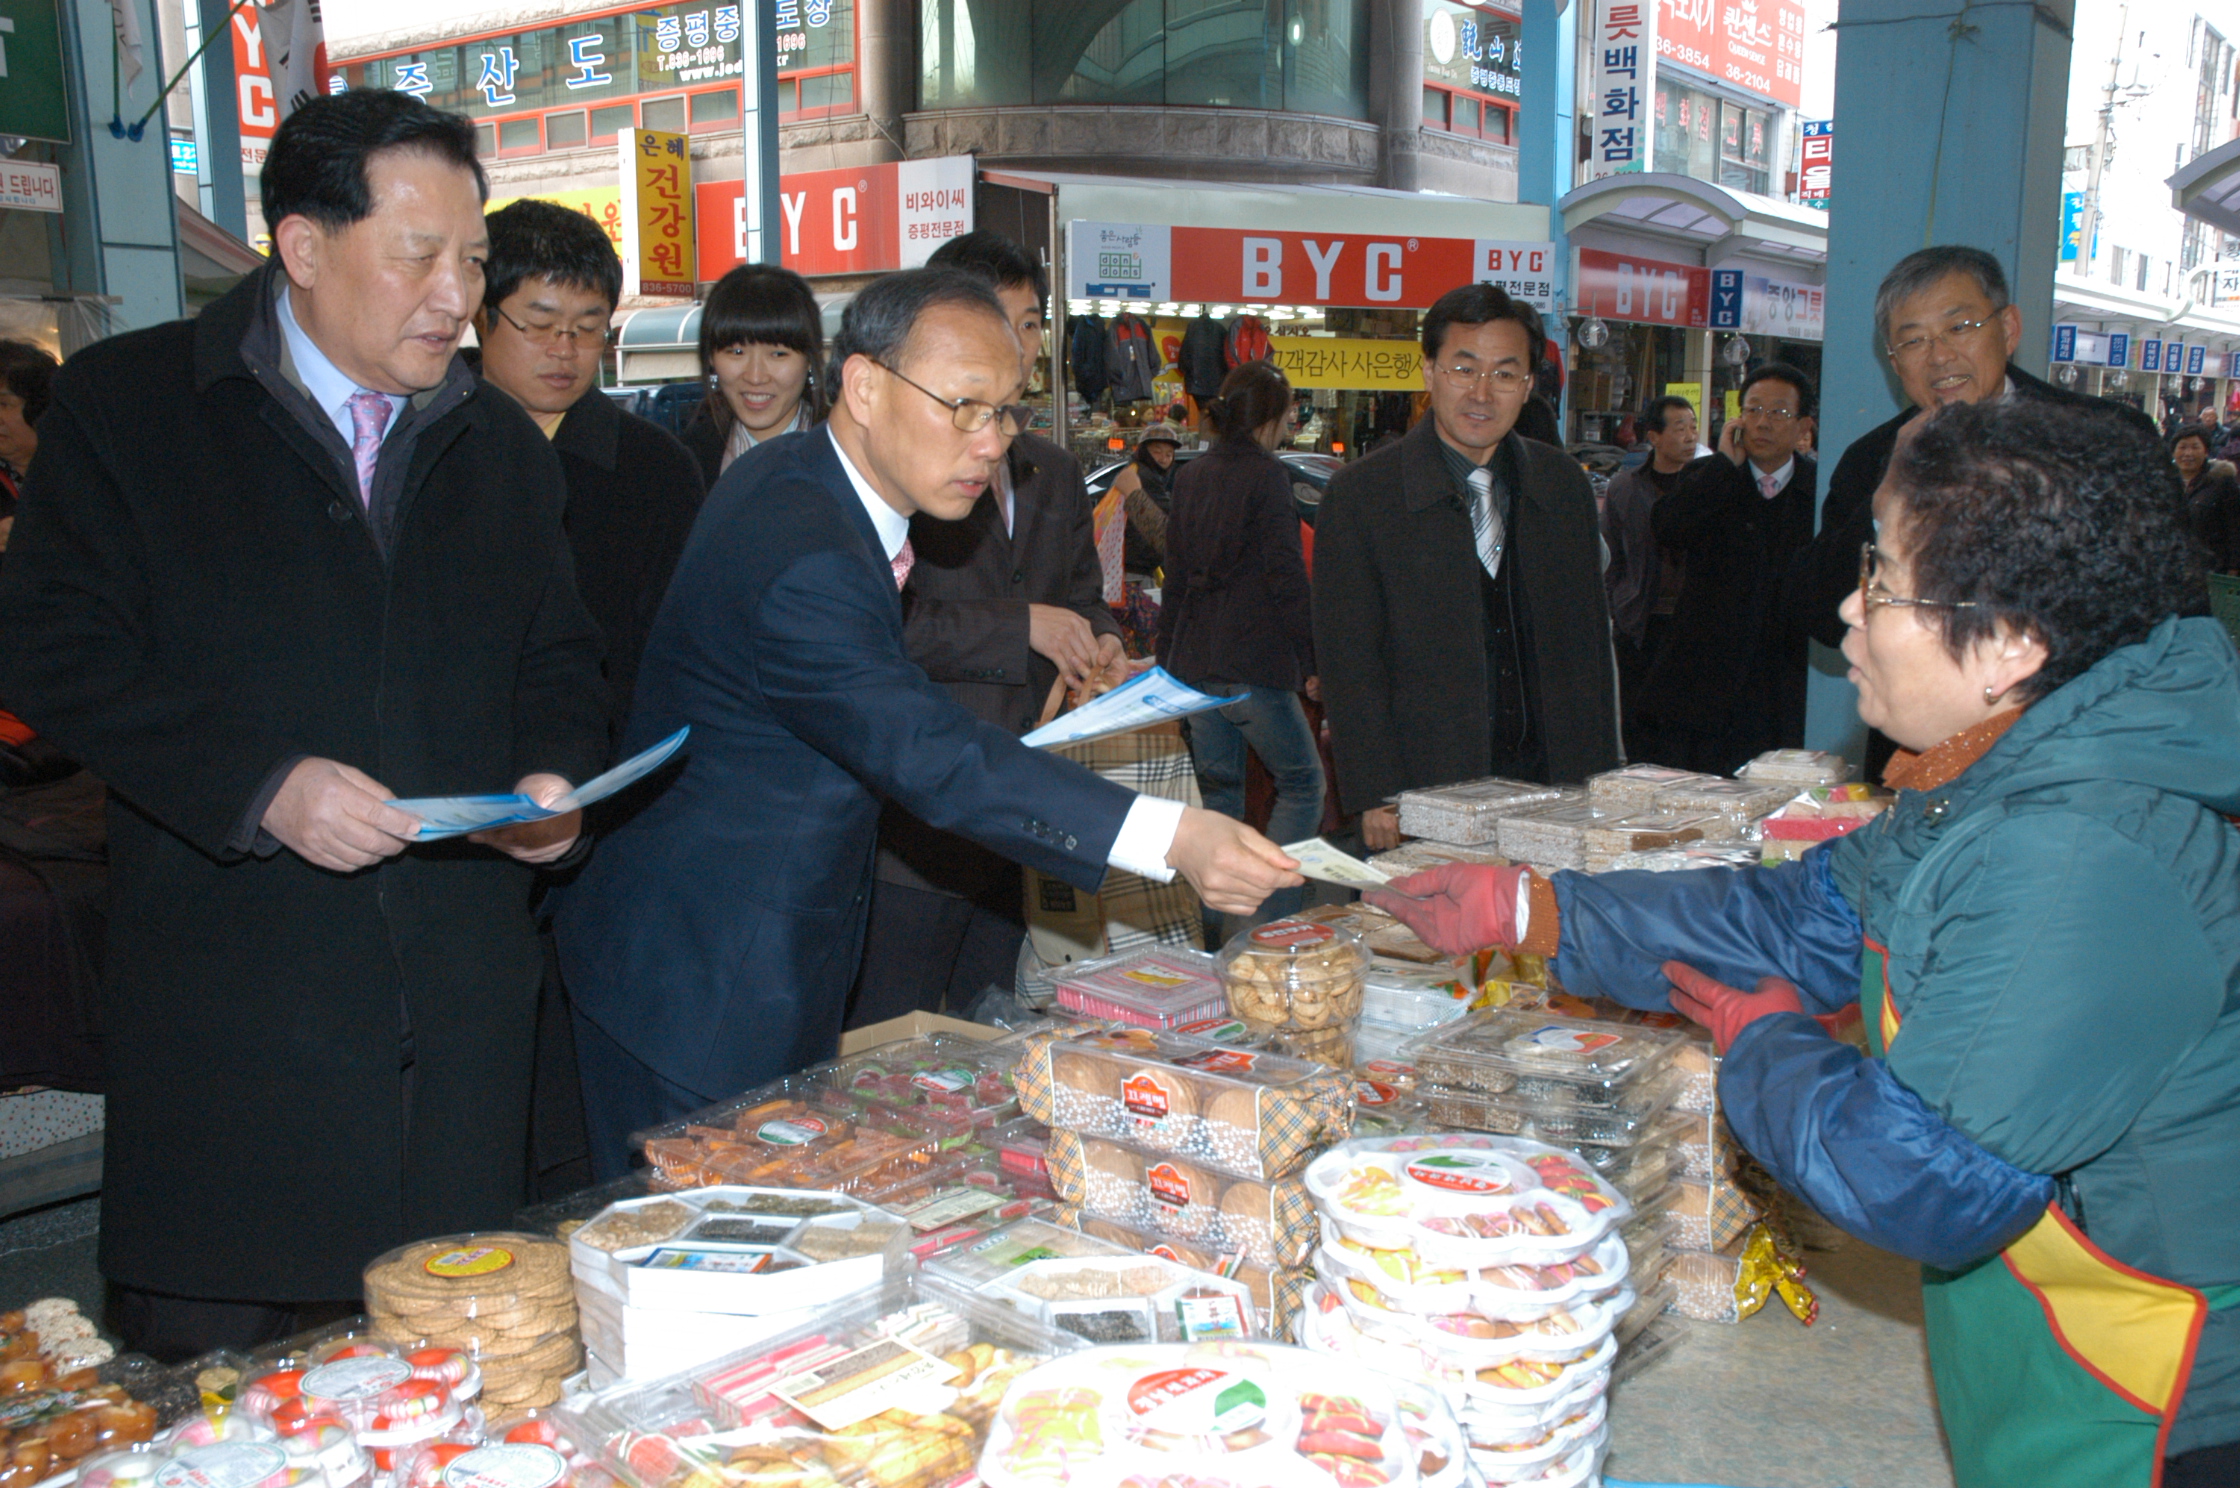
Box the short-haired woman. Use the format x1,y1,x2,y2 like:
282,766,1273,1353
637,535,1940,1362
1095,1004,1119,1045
682,263,826,485
1368,396,2240,1488
1157,362,1322,927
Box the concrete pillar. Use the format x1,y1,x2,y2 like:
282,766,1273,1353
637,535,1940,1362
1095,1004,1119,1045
855,0,910,165
1518,0,1577,416
196,0,246,239
1804,0,2074,758
1374,0,1424,193
49,0,184,334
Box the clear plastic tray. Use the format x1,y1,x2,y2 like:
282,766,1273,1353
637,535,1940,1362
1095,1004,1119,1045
1014,1026,1353,1182
561,1279,1075,1488
1395,778,1572,845
1649,777,1794,822
1367,840,1512,878
1047,1128,1314,1271
1053,947,1225,1029
1583,764,1721,811
1664,1172,1762,1252
1304,1136,1630,1267
1494,801,1614,874
1420,1066,1687,1147
918,1219,1256,1344
1361,966,1475,1030
569,1187,907,1316
1406,1009,1684,1102
1579,810,1733,872
1739,748,1854,786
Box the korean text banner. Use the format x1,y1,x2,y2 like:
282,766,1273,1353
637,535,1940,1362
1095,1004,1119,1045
1068,222,1555,314
1658,0,1806,108
1576,247,1709,328
1268,337,1424,391
1587,0,1656,181
620,128,696,299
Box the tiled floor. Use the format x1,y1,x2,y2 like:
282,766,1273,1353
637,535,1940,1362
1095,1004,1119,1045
1606,1239,1953,1488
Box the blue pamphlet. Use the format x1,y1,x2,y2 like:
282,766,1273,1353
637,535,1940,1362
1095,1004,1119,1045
390,726,689,840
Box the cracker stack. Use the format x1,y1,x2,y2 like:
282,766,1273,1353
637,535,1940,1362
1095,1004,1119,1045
363,1232,579,1411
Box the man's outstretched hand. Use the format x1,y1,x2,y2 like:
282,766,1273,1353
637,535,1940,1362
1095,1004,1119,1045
469,773,582,865
1167,808,1303,916
262,757,420,872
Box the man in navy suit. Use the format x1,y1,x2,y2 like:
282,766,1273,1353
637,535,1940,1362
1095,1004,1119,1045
554,269,1301,1174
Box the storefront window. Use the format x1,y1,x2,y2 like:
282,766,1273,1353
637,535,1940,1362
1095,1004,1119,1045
918,0,1369,119
1654,77,1768,194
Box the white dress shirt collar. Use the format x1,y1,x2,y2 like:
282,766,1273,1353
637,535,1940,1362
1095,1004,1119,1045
1749,456,1796,497
275,285,405,447
827,427,911,560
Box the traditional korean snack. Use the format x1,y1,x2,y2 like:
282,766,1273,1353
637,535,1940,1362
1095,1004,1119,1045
1584,764,1721,812
1218,919,1370,1065
919,1220,1256,1344
1493,802,1613,875
1396,778,1570,845
1054,948,1225,1029
1419,1073,1686,1148
1648,777,1793,826
1666,1226,1818,1325
1758,784,1891,862
1407,1010,1683,1108
564,1283,1064,1488
1738,748,1853,786
1664,1168,1763,1252
363,1234,579,1411
979,1339,1451,1488
1044,1129,1315,1270
1366,841,1512,878
1015,1027,1352,1181
1304,1137,1628,1267
1580,810,1733,873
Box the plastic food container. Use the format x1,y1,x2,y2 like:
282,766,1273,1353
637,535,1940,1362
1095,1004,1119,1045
1739,748,1854,786
921,1230,1257,1346
1054,1208,1297,1323
978,1340,1447,1488
1648,777,1794,825
1361,966,1474,1031
1046,1129,1315,1270
569,1187,907,1317
1493,802,1612,875
1584,764,1722,812
1395,778,1570,845
1419,1070,1687,1148
1304,1137,1629,1267
1054,948,1226,1029
1217,919,1370,1068
1367,840,1512,878
362,1234,578,1413
1014,1026,1353,1182
1580,810,1734,872
560,1280,1072,1488
1664,1171,1762,1252
1406,1010,1684,1107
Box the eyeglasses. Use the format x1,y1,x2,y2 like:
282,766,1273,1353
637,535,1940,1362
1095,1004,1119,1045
1740,403,1800,421
1858,542,1980,616
1436,362,1531,393
876,360,1031,437
1886,316,1996,363
490,304,616,349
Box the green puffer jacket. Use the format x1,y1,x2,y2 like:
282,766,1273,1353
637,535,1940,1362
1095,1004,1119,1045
1827,614,2240,1455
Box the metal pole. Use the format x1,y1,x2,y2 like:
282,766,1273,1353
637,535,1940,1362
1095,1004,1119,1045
1050,187,1068,453
2075,0,2129,286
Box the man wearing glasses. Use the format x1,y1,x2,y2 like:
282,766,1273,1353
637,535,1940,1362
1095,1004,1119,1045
1793,245,2157,777
476,199,705,748
554,268,1302,1173
1632,364,1818,774
1315,283,1620,852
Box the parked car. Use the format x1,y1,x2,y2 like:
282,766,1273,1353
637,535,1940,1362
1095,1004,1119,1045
1084,447,1345,528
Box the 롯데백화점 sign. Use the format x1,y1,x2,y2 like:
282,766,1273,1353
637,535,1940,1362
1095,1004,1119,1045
1586,0,1657,181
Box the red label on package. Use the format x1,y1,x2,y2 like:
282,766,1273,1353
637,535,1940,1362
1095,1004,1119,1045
1402,1152,1516,1196
1353,1079,1398,1107
1126,1367,1225,1415
1122,1072,1173,1118
1249,920,1334,950
1148,1162,1195,1210
1174,1048,1259,1075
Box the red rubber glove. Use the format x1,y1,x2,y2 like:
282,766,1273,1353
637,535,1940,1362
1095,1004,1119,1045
1363,864,1532,956
1662,960,1806,1055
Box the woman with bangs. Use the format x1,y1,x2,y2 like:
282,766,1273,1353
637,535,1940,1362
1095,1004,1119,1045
682,263,828,486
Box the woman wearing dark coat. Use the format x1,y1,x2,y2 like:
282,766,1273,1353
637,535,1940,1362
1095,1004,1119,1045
1157,364,1321,923
2171,424,2240,574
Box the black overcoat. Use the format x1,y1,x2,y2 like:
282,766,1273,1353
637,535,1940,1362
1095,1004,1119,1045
1312,418,1620,811
0,265,609,1299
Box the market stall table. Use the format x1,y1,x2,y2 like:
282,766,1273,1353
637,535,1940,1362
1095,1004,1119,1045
1604,1240,1952,1488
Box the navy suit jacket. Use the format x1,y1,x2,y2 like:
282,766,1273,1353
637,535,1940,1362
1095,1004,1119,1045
554,426,1134,1094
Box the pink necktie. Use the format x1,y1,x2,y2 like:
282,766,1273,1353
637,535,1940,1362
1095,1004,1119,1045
890,538,914,590
1759,471,1780,500
346,390,393,507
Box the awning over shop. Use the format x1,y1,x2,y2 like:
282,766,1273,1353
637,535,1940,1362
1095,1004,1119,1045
2167,137,2240,238
613,295,855,384
1557,172,1826,266
2053,272,2240,347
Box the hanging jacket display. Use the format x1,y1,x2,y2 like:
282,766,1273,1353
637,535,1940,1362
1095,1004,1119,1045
1179,314,1228,400
1225,315,1271,370
1106,313,1158,403
1069,314,1110,404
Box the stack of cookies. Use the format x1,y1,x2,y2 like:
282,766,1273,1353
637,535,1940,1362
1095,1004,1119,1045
363,1232,580,1411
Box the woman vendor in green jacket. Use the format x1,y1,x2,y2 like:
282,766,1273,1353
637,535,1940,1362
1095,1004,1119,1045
1370,397,2240,1488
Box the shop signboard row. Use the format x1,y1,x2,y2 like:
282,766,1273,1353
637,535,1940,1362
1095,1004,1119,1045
1065,223,1557,314
1657,0,1806,109
1708,266,1824,341
494,154,974,285
2053,325,2214,376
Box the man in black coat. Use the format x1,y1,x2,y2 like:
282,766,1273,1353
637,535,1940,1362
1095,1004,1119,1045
1790,245,2159,775
1635,364,1818,775
851,231,1127,1025
0,92,609,1357
474,200,705,747
1315,283,1620,848
474,200,706,1199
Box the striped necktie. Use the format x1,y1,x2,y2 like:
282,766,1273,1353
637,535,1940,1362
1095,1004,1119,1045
1467,464,1504,580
